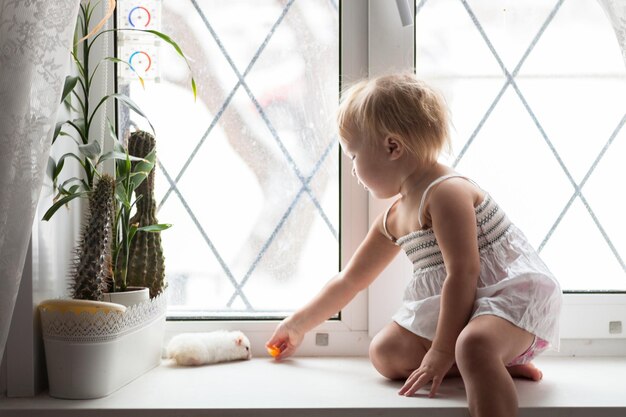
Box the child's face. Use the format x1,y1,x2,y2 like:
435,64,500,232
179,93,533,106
339,133,398,199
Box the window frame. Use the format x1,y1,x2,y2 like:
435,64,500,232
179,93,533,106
124,0,626,354
409,0,626,343
159,0,372,356
365,0,626,349
11,0,625,400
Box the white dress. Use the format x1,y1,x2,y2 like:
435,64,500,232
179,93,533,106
386,175,562,350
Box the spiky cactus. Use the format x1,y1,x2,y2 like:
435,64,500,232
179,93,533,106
125,130,166,298
71,174,115,301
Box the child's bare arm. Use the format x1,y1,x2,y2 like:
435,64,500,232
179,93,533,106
267,212,401,359
400,179,481,397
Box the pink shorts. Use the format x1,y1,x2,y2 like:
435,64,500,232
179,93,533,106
506,336,549,367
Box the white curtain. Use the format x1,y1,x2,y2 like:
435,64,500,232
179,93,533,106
0,0,80,363
599,0,626,67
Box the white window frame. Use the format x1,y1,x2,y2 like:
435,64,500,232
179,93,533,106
167,0,626,355
5,5,625,398
164,0,421,356
87,0,626,358
164,0,373,356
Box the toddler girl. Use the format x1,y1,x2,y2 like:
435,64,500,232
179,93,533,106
267,73,562,417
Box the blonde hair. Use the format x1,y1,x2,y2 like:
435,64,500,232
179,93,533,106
337,73,451,164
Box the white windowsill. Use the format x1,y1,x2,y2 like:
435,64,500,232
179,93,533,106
1,356,625,417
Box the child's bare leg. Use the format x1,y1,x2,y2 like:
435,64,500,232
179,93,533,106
369,322,460,380
455,315,536,417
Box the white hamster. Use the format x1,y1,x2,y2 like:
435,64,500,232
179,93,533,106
166,330,252,366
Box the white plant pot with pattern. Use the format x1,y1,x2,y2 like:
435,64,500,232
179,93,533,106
39,294,166,399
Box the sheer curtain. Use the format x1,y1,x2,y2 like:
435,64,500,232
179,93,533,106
0,0,80,363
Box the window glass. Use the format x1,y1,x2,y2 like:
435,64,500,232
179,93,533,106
415,0,626,291
116,0,339,317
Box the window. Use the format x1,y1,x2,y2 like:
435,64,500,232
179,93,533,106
415,0,626,292
367,0,626,343
115,0,341,319
110,0,625,350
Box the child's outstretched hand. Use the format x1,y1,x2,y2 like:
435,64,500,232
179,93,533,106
398,348,455,398
266,318,304,360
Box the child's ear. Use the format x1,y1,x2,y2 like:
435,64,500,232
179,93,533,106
384,136,404,160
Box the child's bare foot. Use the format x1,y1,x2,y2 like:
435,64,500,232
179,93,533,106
507,362,543,381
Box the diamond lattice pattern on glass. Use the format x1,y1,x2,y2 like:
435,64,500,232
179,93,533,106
117,0,339,317
416,0,626,291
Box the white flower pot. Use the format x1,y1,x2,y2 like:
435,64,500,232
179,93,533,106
39,294,166,399
102,286,150,307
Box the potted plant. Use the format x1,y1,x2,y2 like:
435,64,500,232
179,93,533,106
39,160,169,399
67,141,167,308
104,132,170,306
38,0,194,399
43,0,192,298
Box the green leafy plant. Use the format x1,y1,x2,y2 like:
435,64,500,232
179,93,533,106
44,0,192,297
112,141,170,293
68,135,170,299
44,0,195,221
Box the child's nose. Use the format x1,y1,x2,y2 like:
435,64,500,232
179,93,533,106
351,166,356,177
